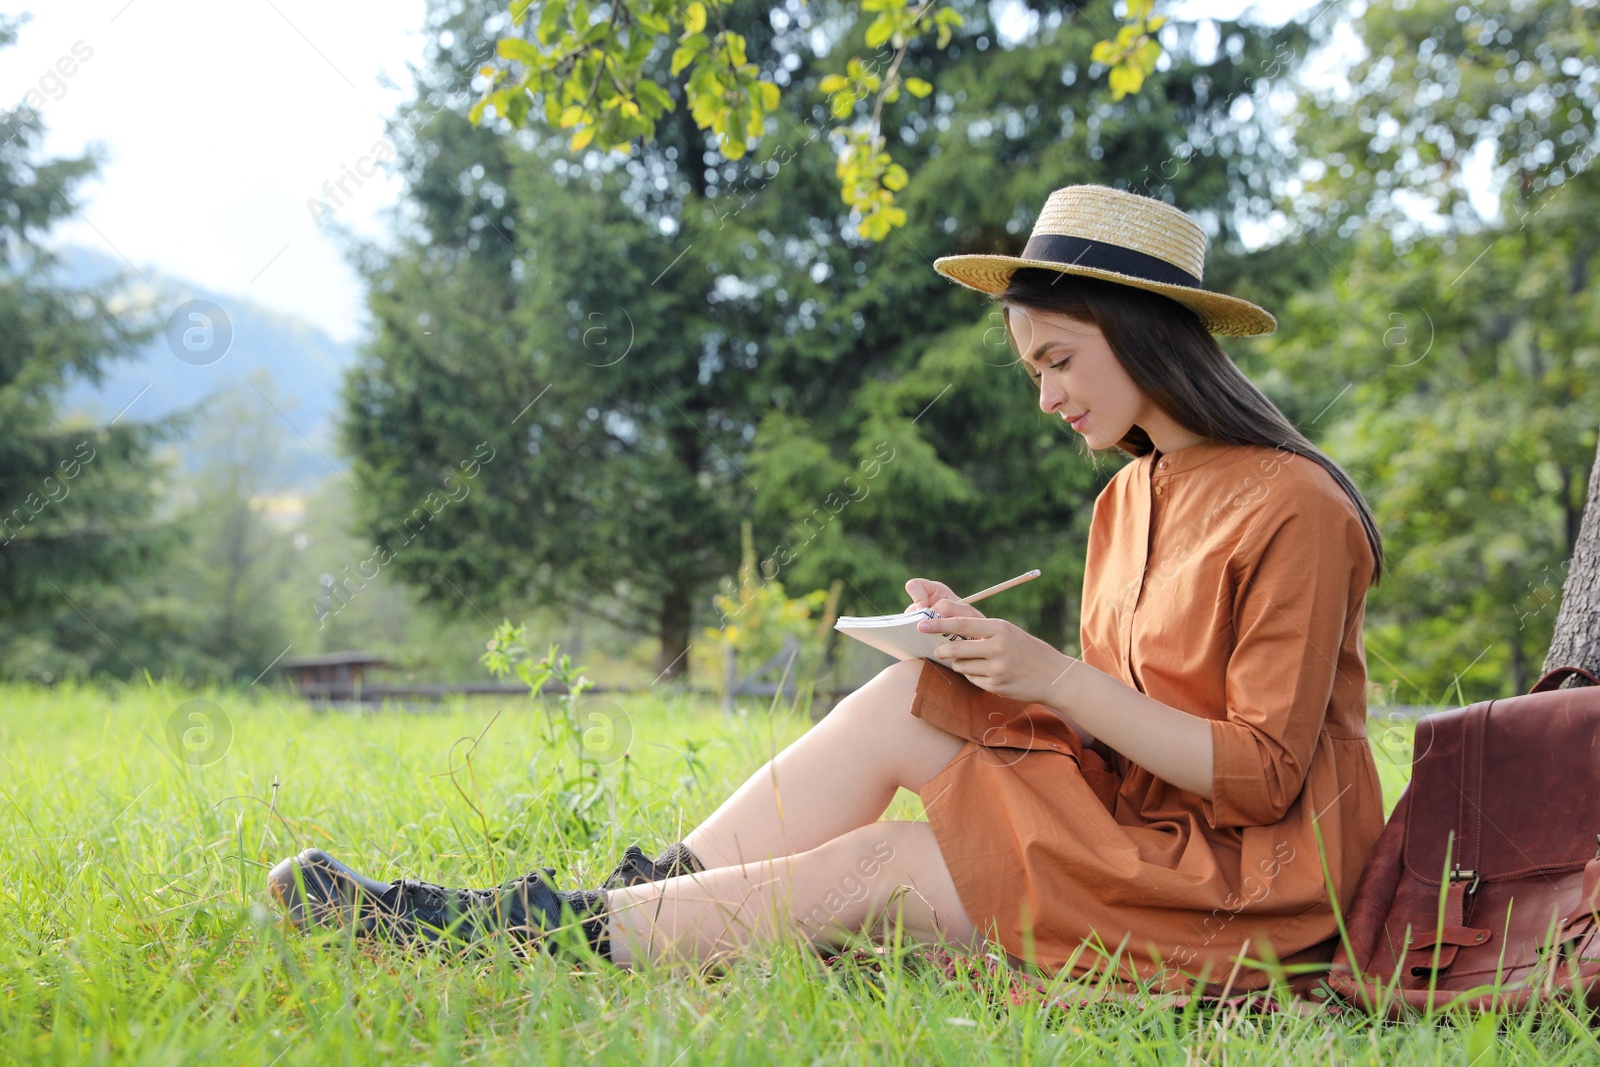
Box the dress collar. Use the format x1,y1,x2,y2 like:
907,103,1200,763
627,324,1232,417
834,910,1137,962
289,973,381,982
1147,438,1241,478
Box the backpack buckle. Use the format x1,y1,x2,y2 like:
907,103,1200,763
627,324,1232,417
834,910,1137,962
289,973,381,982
1450,865,1480,894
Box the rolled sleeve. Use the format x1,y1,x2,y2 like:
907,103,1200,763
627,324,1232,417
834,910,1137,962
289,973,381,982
1204,500,1360,829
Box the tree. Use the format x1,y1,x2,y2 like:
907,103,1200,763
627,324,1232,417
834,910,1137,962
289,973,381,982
167,375,298,677
341,1,768,682
0,15,180,678
342,0,1322,685
1263,0,1599,697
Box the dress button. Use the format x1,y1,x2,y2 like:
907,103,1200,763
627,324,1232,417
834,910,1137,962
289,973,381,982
1154,485,1164,495
1158,459,1168,468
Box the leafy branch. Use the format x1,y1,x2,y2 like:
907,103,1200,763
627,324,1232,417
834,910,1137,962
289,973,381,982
472,0,776,159
471,0,1164,242
1091,0,1167,100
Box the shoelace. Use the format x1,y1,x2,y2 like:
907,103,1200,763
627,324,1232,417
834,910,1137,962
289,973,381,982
364,865,606,956
375,877,502,943
385,865,555,903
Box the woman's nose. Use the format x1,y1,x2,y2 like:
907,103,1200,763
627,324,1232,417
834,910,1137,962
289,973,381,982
1038,378,1065,415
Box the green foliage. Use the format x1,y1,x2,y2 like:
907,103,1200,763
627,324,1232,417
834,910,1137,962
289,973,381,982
339,99,751,682
1292,0,1599,234
1259,0,1600,701
344,0,1313,692
815,1,966,239
692,519,833,697
0,15,184,679
1090,0,1166,99
482,621,588,698
474,0,1160,241
163,377,299,678
481,624,625,846
474,0,777,159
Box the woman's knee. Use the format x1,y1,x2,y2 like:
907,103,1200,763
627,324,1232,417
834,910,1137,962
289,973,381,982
833,658,922,725
798,822,980,947
859,658,924,720
814,660,903,738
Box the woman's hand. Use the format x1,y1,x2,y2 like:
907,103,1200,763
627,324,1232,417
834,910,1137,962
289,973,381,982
915,613,1075,707
904,578,986,620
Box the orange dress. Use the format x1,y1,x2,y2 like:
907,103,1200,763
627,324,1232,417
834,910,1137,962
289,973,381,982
910,439,1385,996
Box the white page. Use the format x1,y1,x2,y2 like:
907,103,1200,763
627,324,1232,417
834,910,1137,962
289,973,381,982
834,608,969,662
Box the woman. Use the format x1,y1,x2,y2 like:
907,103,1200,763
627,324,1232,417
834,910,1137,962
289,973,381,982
269,185,1387,998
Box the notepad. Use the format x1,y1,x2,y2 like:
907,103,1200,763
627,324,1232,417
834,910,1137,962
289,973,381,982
833,608,970,662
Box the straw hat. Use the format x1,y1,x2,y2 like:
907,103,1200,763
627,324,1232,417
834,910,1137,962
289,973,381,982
932,185,1276,336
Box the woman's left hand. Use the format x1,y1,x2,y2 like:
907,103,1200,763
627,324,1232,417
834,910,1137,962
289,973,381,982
917,609,1077,706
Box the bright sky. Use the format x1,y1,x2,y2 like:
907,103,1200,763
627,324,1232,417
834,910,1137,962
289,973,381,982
1,0,1387,346
1,0,430,343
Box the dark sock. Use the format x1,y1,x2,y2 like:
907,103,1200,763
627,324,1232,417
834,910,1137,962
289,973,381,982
569,888,613,962
653,842,707,877
602,841,709,890
587,843,704,959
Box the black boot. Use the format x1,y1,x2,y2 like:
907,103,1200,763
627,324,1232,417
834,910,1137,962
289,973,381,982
267,848,613,960
601,841,707,889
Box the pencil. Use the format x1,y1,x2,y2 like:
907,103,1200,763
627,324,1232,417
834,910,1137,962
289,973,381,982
960,568,1041,606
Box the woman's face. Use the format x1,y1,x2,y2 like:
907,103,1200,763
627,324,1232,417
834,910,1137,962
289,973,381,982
1004,303,1150,448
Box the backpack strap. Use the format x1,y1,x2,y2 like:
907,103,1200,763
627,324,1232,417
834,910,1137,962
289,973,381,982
1531,666,1600,693
1404,924,1490,953
1556,841,1600,938
1407,701,1492,976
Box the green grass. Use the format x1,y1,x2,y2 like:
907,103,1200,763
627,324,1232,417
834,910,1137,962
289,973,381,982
1,681,1595,1065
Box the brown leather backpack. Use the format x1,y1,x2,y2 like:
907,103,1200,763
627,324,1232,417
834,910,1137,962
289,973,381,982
1323,665,1600,1017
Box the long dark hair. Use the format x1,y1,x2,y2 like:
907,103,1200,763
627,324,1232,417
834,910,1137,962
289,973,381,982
995,268,1384,587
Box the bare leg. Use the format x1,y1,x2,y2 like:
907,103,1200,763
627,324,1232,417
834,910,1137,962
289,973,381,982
606,820,984,969
682,659,966,869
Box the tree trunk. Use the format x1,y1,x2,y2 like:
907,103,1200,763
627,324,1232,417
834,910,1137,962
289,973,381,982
1562,463,1583,560
655,580,694,685
1508,625,1528,697
1542,435,1600,689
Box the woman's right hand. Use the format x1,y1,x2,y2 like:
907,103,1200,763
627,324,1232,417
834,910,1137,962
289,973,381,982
904,578,987,619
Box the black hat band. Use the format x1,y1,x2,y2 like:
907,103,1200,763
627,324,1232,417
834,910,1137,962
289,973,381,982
1019,233,1201,289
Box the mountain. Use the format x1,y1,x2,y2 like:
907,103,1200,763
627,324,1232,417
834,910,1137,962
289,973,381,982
50,245,360,492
